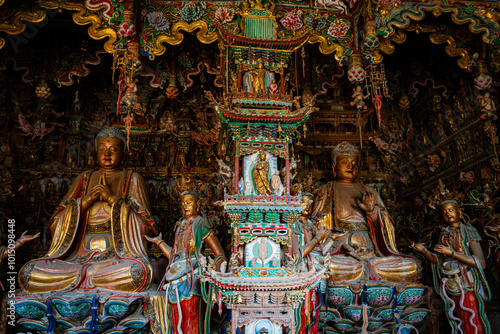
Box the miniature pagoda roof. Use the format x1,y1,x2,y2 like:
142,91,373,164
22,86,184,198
218,23,311,52
202,266,326,291
215,104,316,124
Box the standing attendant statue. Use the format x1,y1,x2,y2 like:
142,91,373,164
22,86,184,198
412,200,491,334
292,193,335,334
145,190,226,334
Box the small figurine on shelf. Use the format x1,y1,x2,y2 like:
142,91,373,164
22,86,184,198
253,61,267,94
252,153,272,196
145,190,226,334
478,92,497,120
178,150,187,167
270,171,284,196
85,154,95,166
120,76,141,110
268,79,279,95
238,177,246,194
231,72,238,92
412,200,491,334
350,85,370,110
145,149,155,167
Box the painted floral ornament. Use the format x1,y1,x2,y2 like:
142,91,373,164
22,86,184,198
362,21,379,51
118,21,136,39
474,73,492,91
35,80,51,99
280,9,303,31
347,54,365,84
215,7,235,24
327,19,350,38
459,170,475,184
147,11,169,31
179,3,204,22
474,61,492,90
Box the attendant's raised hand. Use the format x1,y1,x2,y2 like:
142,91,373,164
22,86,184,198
144,233,164,246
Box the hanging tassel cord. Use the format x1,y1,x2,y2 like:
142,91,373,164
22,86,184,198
361,285,368,334
307,285,324,332
46,297,56,334
441,278,464,334
164,276,190,334
116,75,124,116
90,295,98,334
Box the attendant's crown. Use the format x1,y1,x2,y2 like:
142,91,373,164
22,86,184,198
427,179,465,210
175,174,197,193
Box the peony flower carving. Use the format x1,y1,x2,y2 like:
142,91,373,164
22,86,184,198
147,11,170,31
280,9,303,31
215,7,235,24
179,3,204,22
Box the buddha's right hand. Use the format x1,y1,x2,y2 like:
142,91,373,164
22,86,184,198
82,193,99,207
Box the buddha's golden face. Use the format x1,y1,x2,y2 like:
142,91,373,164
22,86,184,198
334,154,359,182
181,194,199,220
97,138,124,169
442,203,460,226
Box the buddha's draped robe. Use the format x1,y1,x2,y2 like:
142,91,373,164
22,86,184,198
19,169,156,293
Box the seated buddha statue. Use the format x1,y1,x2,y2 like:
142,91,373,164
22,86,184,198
19,127,157,293
313,142,420,284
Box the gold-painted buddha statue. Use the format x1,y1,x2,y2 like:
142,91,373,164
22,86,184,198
19,127,157,293
313,142,420,284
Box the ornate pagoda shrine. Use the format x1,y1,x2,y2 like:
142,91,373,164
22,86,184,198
203,1,323,333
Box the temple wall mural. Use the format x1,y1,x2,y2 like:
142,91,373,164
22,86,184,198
0,0,499,333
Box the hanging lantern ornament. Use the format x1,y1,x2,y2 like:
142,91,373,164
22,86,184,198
398,95,410,110
347,54,365,85
165,76,179,99
35,79,51,99
365,63,389,127
362,21,379,52
165,49,179,99
474,61,492,91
